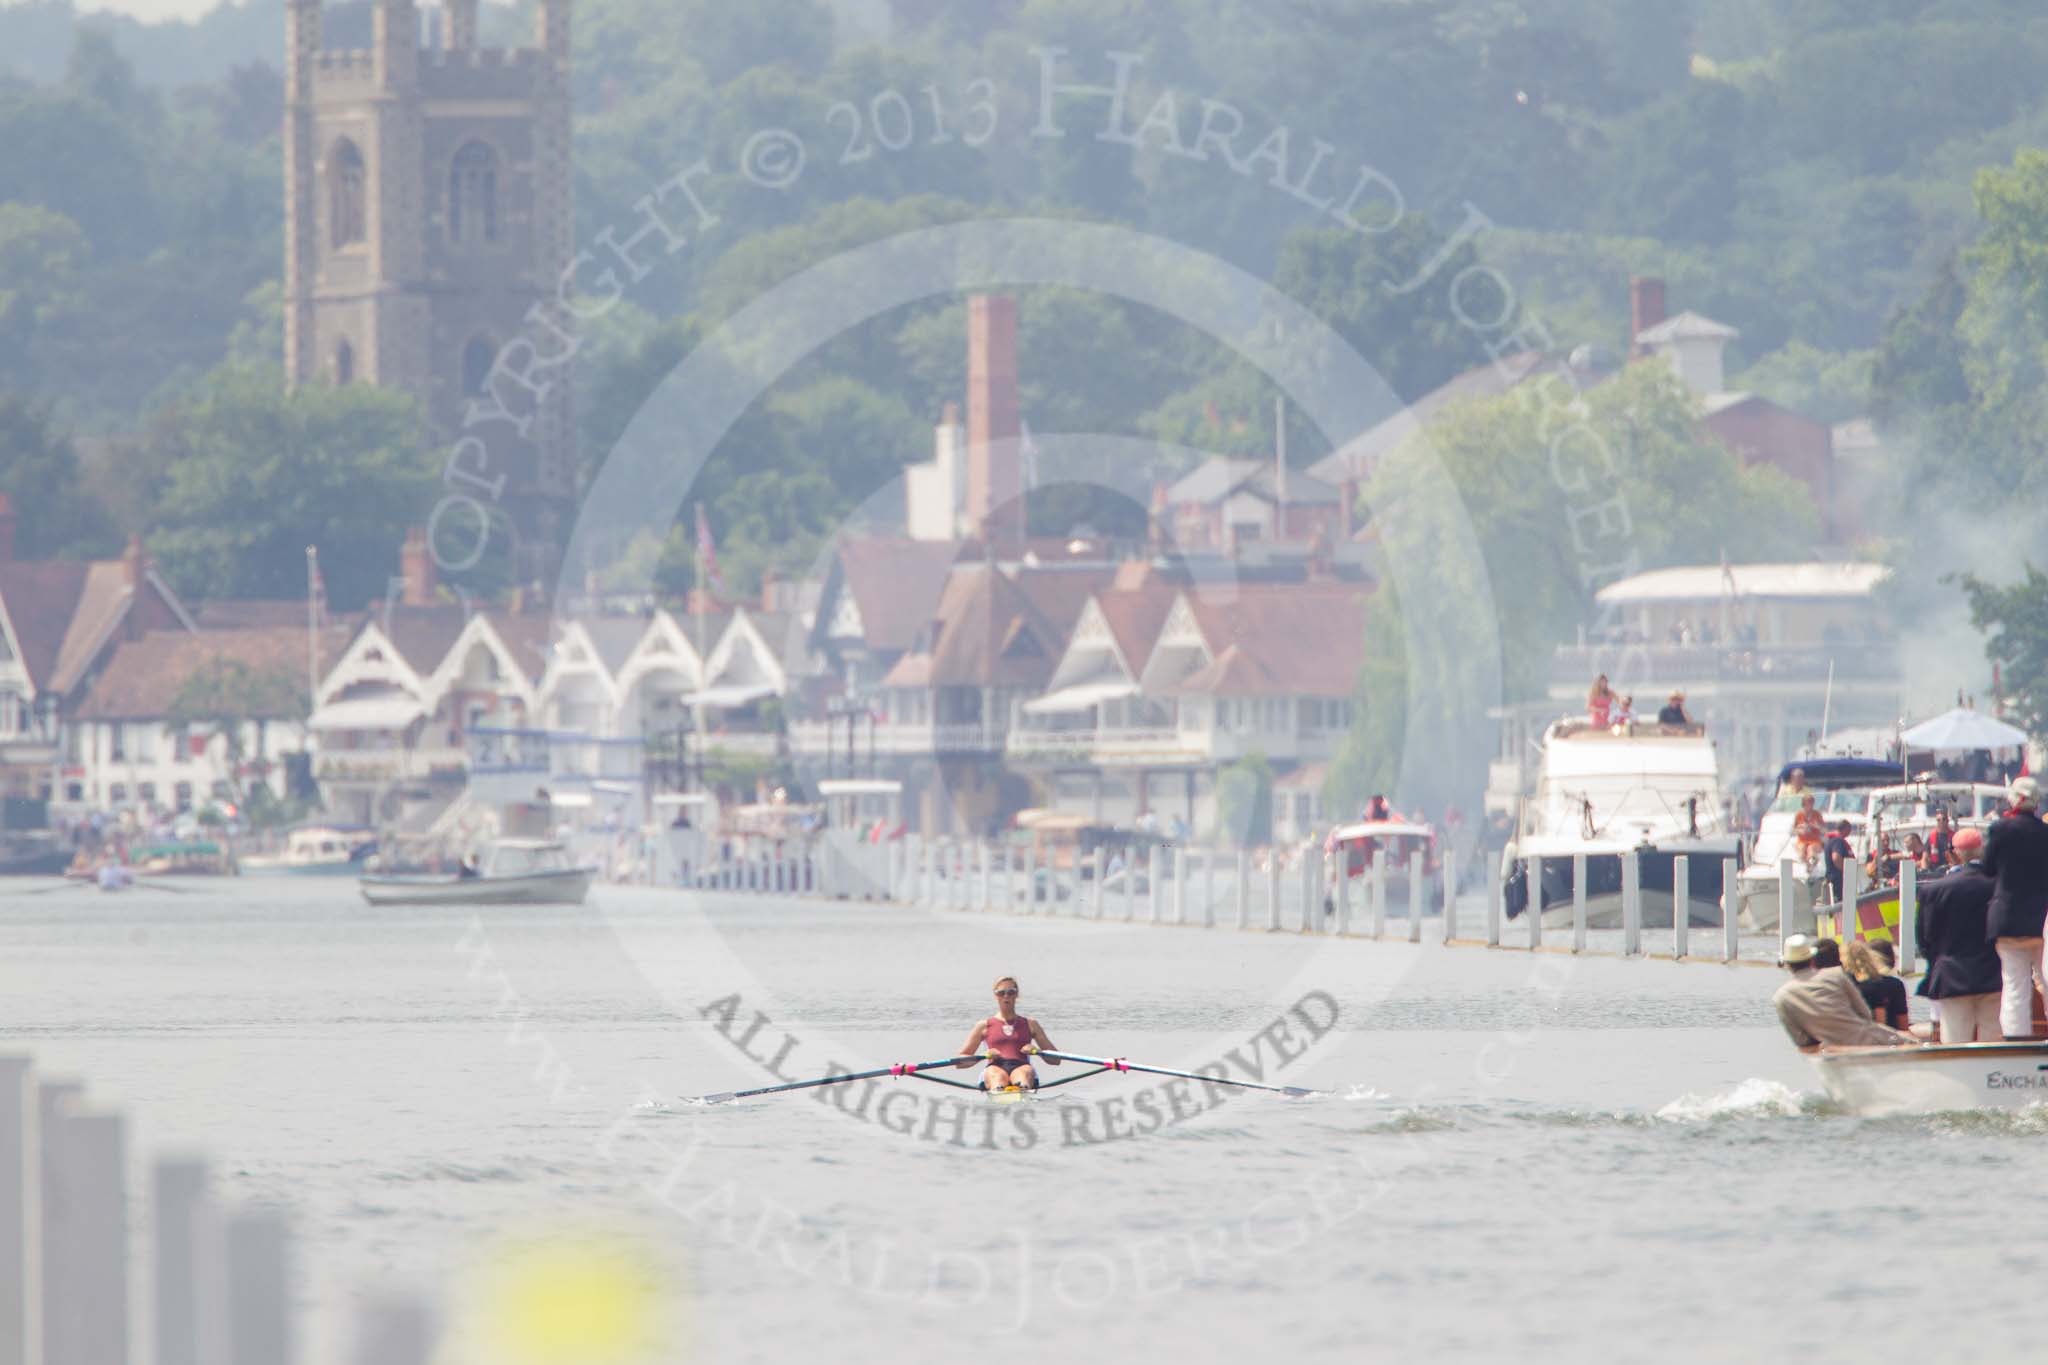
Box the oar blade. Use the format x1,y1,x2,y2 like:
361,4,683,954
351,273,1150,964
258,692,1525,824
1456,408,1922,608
695,1092,737,1106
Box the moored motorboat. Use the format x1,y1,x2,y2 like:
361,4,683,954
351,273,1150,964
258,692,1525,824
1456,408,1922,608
358,838,595,906
241,824,376,875
1504,718,1739,928
1813,1041,2048,1117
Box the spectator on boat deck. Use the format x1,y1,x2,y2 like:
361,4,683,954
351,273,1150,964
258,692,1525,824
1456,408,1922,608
1901,833,1927,874
1613,694,1634,729
1796,799,1829,876
1916,829,2003,1041
1657,690,1692,727
1845,939,1911,1031
1587,674,1614,727
1773,934,1913,1053
1929,812,1956,867
1981,776,2048,1039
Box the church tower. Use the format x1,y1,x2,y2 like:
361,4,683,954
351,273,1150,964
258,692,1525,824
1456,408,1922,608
284,0,575,577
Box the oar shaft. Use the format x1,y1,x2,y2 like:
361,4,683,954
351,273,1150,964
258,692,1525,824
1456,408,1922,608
696,1055,983,1104
1034,1051,1315,1097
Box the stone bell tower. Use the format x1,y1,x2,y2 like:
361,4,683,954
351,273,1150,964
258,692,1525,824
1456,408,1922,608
284,0,575,578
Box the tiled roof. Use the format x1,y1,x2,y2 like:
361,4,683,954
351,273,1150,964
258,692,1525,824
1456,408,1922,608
580,616,647,677
1092,585,1177,674
369,604,473,677
1636,310,1739,345
1168,456,1341,507
924,565,1062,688
483,611,554,686
191,599,320,630
0,561,93,691
834,537,964,654
1011,564,1115,640
1176,583,1370,696
78,626,352,721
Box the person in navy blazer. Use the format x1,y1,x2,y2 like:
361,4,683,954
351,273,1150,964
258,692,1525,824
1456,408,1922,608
1981,777,2048,1039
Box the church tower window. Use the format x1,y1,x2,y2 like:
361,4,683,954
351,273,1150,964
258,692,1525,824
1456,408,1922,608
449,142,499,245
329,138,366,249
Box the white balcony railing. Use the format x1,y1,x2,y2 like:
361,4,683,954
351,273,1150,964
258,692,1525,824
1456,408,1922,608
314,746,469,784
788,720,1006,757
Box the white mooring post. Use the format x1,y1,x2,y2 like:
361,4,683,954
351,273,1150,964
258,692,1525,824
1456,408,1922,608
1524,856,1541,950
1235,850,1250,929
1148,846,1164,923
1336,856,1352,936
1485,849,1503,947
225,1211,291,1365
1201,850,1216,928
1442,855,1458,944
1621,851,1642,957
1302,853,1319,935
0,1056,35,1365
1673,855,1691,960
1407,849,1423,942
1266,856,1282,932
978,843,991,911
1024,845,1039,915
45,1105,128,1365
1371,851,1387,939
1123,852,1138,922
1572,854,1588,953
1441,855,1458,949
1091,848,1106,920
1722,857,1740,963
1173,848,1188,925
156,1158,221,1365
349,1294,435,1365
1778,858,1796,952
1899,858,1918,974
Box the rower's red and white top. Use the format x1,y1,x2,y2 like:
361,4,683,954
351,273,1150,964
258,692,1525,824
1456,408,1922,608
983,1015,1036,1061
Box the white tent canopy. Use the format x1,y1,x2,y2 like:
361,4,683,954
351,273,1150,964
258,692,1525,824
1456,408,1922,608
1023,679,1138,715
308,695,426,732
1902,707,2028,752
685,682,778,708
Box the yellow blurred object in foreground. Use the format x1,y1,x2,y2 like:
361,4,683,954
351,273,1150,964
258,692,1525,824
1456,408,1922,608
476,1238,665,1365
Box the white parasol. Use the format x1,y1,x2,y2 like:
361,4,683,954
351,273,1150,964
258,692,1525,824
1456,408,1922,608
1900,707,2029,752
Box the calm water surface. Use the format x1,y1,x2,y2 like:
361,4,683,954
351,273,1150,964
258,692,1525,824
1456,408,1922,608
0,878,2037,1364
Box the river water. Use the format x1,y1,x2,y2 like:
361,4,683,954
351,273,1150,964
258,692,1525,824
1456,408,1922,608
1,878,2038,1364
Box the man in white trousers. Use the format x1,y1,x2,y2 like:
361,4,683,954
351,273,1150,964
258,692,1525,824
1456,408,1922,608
1981,776,2048,1039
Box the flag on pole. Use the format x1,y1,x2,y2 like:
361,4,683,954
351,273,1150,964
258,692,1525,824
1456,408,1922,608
307,546,328,627
694,503,725,595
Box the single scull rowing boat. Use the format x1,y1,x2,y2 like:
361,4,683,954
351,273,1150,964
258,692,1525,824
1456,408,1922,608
684,1050,1323,1105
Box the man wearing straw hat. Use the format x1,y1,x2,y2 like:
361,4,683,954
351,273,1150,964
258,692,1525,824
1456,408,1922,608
1982,776,2048,1039
1772,934,1913,1053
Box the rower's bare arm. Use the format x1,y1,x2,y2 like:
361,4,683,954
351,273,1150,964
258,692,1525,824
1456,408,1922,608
1029,1019,1059,1063
956,1022,986,1067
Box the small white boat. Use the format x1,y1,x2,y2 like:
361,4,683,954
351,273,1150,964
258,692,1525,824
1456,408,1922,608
241,825,376,876
1812,1041,2048,1116
359,839,595,906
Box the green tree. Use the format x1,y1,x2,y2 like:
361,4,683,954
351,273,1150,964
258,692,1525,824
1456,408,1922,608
165,656,306,806
1274,218,1493,404
148,366,433,608
1328,361,1820,810
0,397,121,558
1959,566,2048,741
1214,751,1273,848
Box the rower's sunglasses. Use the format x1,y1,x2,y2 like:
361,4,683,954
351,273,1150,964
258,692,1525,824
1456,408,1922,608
995,988,1018,996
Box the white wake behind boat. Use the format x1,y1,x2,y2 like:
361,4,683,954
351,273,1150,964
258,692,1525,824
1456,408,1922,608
359,839,595,906
1812,1041,2048,1116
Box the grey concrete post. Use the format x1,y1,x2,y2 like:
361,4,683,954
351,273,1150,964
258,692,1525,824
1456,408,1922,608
225,1212,292,1365
0,1058,36,1365
155,1159,222,1365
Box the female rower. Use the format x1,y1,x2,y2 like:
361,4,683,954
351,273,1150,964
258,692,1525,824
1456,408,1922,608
957,976,1060,1091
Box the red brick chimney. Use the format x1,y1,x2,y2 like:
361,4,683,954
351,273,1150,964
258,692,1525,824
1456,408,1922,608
122,534,145,589
401,527,436,606
966,294,1021,550
0,494,15,562
1629,276,1666,358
